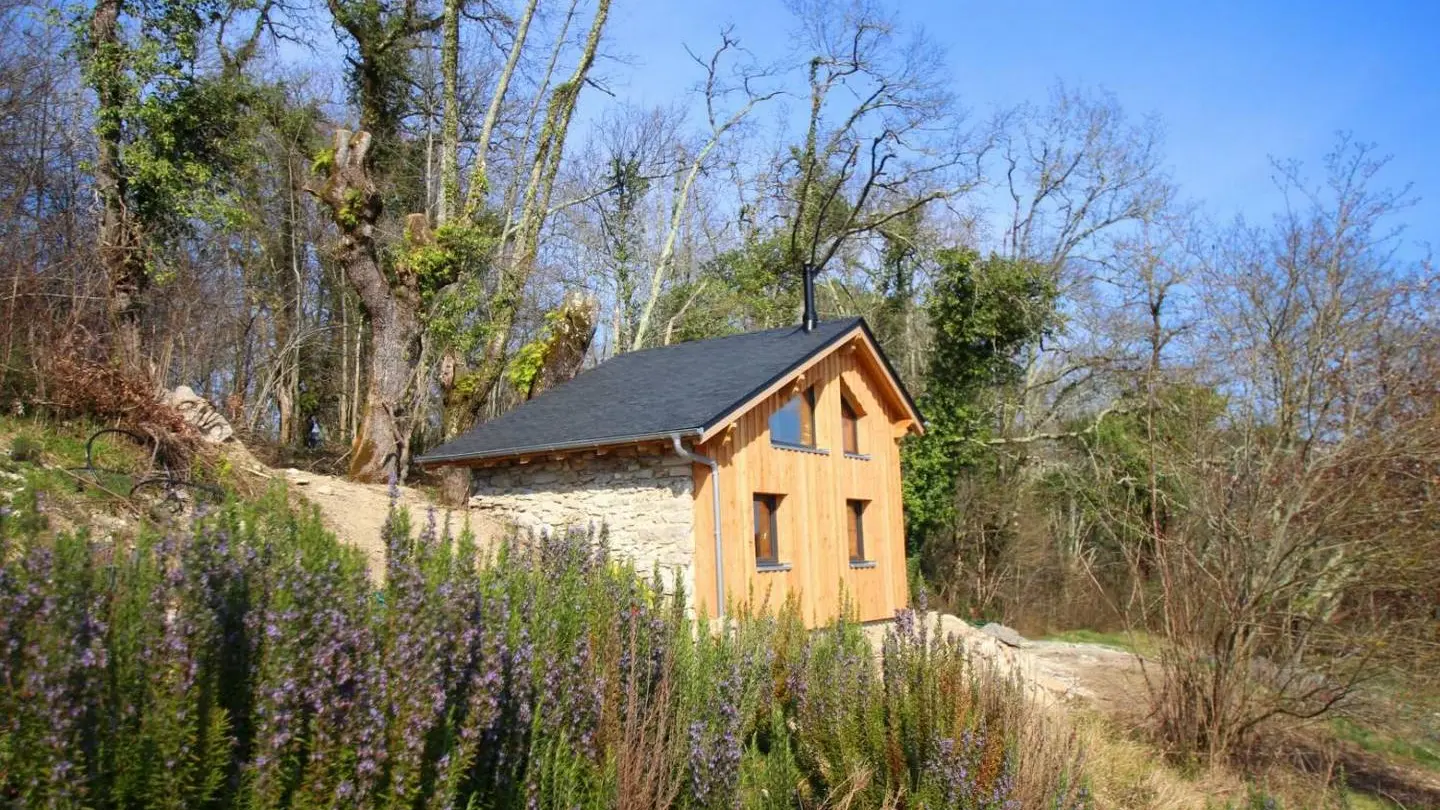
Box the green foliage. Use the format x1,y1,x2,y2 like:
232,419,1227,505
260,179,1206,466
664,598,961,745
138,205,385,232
405,221,497,302
311,146,336,177
901,249,1058,548
7,433,41,463
337,188,365,230
503,306,577,394
75,0,276,245
410,214,504,354
655,236,806,342
506,335,549,394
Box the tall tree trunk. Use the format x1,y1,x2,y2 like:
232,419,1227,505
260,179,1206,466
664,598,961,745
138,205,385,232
273,154,303,445
436,0,461,224
436,0,603,502
463,0,540,218
311,130,422,482
437,349,474,505
472,0,609,401
338,283,349,441
90,0,147,373
352,289,420,480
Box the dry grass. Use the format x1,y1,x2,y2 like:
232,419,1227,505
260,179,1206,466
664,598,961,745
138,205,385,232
969,662,1091,808
1061,708,1367,809
39,344,203,471
980,664,1378,810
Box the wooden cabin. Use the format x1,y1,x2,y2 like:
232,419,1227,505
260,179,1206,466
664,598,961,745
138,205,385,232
417,316,923,626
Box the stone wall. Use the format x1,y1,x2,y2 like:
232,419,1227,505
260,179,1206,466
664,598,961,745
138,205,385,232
469,450,695,595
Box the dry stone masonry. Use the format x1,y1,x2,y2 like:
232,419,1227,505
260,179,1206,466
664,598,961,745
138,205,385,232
469,450,695,596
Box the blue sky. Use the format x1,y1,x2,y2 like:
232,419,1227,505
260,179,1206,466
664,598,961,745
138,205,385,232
599,0,1440,254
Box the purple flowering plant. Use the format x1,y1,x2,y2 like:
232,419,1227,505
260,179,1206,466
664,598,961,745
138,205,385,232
0,475,1090,809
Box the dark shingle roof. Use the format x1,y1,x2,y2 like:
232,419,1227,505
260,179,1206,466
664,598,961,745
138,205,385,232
418,317,907,464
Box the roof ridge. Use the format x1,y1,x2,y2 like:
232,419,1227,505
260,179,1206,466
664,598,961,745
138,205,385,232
616,316,861,358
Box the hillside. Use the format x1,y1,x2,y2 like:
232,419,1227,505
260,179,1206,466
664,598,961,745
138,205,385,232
5,416,1439,808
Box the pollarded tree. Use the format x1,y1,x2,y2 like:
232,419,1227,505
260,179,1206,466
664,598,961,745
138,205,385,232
313,0,612,483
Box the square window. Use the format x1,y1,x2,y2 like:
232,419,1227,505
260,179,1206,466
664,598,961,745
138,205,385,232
754,494,780,566
770,387,816,447
846,499,867,563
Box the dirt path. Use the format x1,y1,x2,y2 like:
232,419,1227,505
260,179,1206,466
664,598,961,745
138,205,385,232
863,613,1149,712
277,468,503,580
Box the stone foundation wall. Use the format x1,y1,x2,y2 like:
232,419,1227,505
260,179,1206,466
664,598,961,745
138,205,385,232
469,450,695,595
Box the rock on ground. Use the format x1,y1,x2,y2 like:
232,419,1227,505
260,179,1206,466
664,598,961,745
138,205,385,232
162,385,234,443
980,621,1028,648
864,612,1149,711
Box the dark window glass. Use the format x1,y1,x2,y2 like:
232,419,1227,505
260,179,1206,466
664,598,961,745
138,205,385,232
847,499,867,562
770,387,816,447
841,396,860,454
754,494,779,565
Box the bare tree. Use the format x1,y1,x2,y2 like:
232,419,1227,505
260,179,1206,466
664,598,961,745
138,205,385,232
999,84,1171,273
463,0,541,217
993,85,1176,442
781,0,976,281
627,28,780,351
1140,138,1437,759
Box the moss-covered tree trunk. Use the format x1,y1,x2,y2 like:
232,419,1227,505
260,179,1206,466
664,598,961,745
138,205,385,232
313,130,422,482
435,0,461,224
89,0,148,374
435,0,609,503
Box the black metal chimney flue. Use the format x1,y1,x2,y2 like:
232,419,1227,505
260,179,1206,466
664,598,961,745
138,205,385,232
802,263,817,332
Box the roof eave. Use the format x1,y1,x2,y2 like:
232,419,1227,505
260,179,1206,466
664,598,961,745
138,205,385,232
415,427,706,467
855,318,925,433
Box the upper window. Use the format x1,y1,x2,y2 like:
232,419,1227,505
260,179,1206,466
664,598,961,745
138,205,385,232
769,387,816,447
847,499,868,562
841,395,861,455
754,494,781,566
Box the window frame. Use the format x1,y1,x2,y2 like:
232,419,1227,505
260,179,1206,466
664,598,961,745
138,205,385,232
841,394,861,455
846,499,868,564
769,386,817,449
753,493,782,567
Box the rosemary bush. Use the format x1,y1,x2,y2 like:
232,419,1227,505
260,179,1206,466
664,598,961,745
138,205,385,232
0,482,1089,808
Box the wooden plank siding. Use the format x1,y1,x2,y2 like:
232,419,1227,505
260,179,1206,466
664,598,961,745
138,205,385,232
690,339,911,626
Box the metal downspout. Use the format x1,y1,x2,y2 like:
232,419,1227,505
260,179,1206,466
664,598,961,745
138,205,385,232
671,432,723,618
